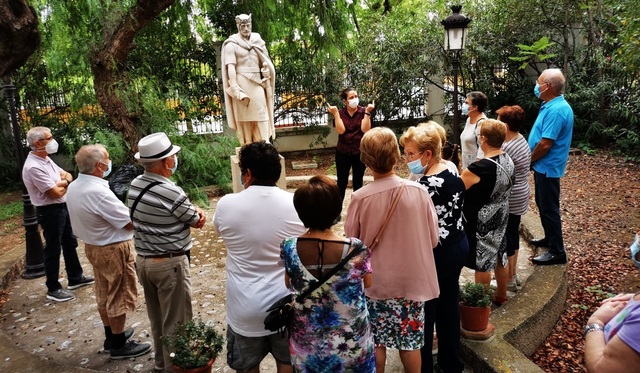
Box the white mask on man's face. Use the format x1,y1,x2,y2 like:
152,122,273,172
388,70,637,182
45,139,59,154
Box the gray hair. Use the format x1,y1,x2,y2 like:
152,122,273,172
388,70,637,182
542,68,566,94
76,144,107,174
26,127,51,148
235,14,251,24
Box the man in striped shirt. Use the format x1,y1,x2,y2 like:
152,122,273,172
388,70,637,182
128,132,206,372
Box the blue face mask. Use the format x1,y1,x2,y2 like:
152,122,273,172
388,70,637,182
100,160,112,178
407,158,427,175
534,82,548,98
461,103,470,115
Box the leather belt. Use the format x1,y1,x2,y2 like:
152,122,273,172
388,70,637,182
138,251,186,259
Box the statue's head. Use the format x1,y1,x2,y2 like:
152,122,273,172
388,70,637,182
235,14,252,38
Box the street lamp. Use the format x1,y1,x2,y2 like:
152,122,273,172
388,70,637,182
441,5,471,146
2,80,45,279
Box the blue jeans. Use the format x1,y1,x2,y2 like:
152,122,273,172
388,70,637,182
422,235,469,373
335,150,366,201
534,171,565,255
36,203,83,292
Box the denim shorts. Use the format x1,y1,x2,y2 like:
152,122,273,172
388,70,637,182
226,325,291,371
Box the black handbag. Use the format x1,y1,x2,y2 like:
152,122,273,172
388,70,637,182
264,242,365,334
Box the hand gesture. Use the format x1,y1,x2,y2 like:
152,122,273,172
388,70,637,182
327,104,339,116
365,101,375,114
588,300,627,326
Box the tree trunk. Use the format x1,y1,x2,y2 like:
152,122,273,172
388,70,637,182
89,0,176,157
0,0,40,79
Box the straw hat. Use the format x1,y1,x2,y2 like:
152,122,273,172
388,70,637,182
134,132,181,162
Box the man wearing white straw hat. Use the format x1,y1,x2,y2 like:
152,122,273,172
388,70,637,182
128,132,206,372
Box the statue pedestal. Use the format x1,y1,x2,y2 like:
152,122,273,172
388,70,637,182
230,149,287,193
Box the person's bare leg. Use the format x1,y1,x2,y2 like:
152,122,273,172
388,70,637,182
495,262,510,300
399,349,421,373
376,346,387,373
509,249,519,282
275,360,293,373
108,314,127,334
474,271,491,287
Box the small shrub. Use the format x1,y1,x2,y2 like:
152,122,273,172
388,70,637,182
460,282,494,308
162,318,224,369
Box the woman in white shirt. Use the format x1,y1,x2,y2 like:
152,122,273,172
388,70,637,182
460,91,488,169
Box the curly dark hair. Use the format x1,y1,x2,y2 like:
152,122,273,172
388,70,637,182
239,141,281,186
338,87,356,100
293,175,342,230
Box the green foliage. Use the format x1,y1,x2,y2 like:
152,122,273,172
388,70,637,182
0,201,22,221
171,133,240,204
161,318,224,369
509,37,558,70
460,282,493,308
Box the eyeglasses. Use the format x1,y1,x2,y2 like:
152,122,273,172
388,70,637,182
402,151,423,161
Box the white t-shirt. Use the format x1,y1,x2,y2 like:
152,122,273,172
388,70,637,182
460,117,487,169
214,185,306,337
67,174,133,246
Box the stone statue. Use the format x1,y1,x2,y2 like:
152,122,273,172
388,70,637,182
222,14,276,145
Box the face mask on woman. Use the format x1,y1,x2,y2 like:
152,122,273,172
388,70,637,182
407,158,427,175
348,98,359,109
461,103,470,115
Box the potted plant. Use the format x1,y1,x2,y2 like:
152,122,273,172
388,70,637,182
162,318,224,373
459,282,494,332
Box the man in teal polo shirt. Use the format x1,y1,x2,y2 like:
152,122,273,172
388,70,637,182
528,68,574,265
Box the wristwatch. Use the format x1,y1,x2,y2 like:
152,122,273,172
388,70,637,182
584,323,604,335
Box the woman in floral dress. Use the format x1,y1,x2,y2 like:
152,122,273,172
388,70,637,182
281,175,375,372
400,125,468,373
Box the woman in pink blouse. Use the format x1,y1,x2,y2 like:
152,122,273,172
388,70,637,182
345,127,440,373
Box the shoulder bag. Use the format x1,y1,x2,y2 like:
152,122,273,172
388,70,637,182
264,241,365,334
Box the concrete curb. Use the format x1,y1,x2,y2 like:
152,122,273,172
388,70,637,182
460,212,568,373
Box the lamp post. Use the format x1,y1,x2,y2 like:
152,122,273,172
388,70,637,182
2,80,45,279
441,5,471,146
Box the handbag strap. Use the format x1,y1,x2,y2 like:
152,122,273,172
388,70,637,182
294,240,365,303
369,181,406,251
129,181,163,219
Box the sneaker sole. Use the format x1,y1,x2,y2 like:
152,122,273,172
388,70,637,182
46,295,75,302
110,345,152,360
67,281,95,290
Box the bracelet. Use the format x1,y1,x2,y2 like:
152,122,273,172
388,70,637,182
364,112,371,116
584,323,604,336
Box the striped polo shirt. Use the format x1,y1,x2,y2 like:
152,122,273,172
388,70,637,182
502,134,531,216
128,172,199,256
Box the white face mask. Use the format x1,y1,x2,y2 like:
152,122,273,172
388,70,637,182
100,160,112,178
45,139,59,154
348,98,359,109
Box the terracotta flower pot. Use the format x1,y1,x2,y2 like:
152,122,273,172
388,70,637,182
172,358,215,373
459,303,490,332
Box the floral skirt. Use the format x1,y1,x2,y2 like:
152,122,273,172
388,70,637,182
366,297,425,350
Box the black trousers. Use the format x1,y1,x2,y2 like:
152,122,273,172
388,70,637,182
36,203,83,292
335,149,366,201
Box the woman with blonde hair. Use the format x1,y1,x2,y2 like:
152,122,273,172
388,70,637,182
400,126,468,373
345,127,439,373
461,119,515,306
